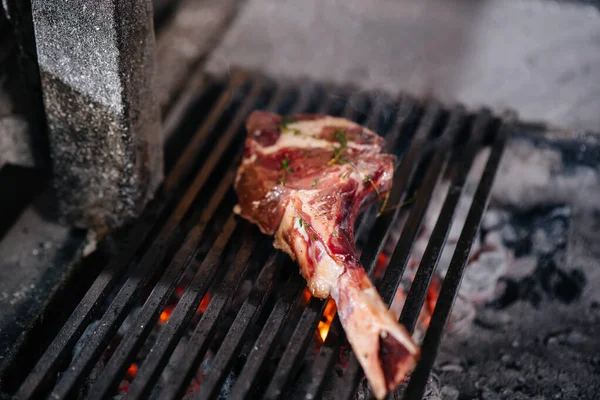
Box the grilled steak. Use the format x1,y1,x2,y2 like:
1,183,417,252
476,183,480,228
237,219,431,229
234,111,419,398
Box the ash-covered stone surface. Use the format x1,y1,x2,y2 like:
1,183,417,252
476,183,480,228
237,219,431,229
30,0,163,230
434,135,600,399
0,191,86,362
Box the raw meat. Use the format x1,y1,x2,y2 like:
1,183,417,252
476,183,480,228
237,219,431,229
234,111,419,399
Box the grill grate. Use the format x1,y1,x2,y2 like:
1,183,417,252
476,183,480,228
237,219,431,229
1,69,508,400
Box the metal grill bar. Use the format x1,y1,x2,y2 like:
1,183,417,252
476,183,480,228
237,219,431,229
163,71,248,192
384,98,420,155
353,93,398,245
262,297,327,399
157,223,261,400
335,103,451,400
354,97,416,246
228,272,304,400
399,111,492,335
195,253,281,400
379,109,467,307
14,70,251,400
403,122,508,400
123,215,239,400
359,102,442,277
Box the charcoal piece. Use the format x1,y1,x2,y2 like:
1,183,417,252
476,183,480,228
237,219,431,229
30,0,163,230
539,257,587,304
500,204,571,258
489,254,586,309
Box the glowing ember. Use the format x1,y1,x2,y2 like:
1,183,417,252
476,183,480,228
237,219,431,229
126,363,139,379
389,274,442,332
375,252,389,277
118,380,130,394
420,275,441,327
186,378,201,394
159,305,175,324
317,299,337,342
197,293,211,313
302,287,311,305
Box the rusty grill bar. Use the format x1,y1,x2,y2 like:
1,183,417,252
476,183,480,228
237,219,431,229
0,69,507,400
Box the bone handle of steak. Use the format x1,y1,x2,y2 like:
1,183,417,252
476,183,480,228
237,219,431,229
331,263,419,399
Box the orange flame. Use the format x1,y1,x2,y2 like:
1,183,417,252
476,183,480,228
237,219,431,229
159,293,212,325
317,299,337,342
389,272,442,330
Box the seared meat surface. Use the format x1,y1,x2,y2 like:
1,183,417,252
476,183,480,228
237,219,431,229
234,111,419,398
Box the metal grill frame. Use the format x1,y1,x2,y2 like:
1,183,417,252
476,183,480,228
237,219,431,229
1,69,509,400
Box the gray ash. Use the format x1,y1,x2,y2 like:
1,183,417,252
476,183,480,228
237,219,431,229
433,134,600,400
484,205,587,309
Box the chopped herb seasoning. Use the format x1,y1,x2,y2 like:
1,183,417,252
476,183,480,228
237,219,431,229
280,156,291,186
378,193,417,216
282,157,290,170
333,129,348,147
296,214,318,241
333,231,340,238
312,178,318,188
278,118,302,135
278,118,292,130
363,175,380,197
341,171,350,179
328,129,348,166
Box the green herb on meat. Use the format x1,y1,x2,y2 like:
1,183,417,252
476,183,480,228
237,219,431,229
312,178,319,188
278,118,302,135
328,129,348,166
363,175,380,197
280,156,291,186
377,193,417,216
278,118,292,130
